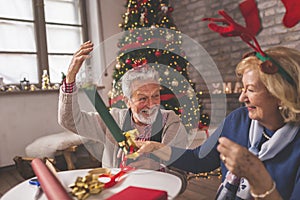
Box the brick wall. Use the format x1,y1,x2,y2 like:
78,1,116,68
171,0,300,123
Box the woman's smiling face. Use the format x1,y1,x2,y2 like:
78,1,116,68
238,69,281,125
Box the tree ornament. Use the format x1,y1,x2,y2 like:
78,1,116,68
164,69,170,76
132,58,148,67
171,80,179,87
125,59,132,64
160,4,168,13
168,7,174,13
124,13,129,24
140,12,146,25
178,108,183,114
187,88,194,98
176,65,182,71
107,90,113,99
155,50,162,57
116,62,121,69
165,32,174,41
137,35,143,42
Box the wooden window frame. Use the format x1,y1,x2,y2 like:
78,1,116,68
0,0,89,87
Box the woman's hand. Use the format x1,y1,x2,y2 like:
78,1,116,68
217,137,282,199
66,41,94,83
128,157,160,170
135,140,172,161
217,137,265,180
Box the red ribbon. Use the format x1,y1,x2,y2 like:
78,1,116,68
198,123,209,138
99,167,135,189
109,95,124,106
159,94,175,101
132,58,148,68
120,38,167,52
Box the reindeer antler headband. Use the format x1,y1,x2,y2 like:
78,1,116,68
202,0,295,85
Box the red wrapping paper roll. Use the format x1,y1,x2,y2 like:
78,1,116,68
31,158,72,200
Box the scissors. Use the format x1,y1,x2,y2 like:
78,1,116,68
29,178,43,200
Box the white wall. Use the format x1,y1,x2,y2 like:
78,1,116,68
99,0,125,102
99,0,125,41
0,0,125,167
0,92,63,167
86,0,125,105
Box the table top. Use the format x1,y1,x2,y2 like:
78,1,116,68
1,168,182,200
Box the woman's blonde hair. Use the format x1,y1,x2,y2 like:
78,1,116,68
236,46,300,123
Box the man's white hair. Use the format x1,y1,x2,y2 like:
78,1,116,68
121,64,160,98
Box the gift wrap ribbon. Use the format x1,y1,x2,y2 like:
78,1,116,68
32,158,135,200
69,167,135,199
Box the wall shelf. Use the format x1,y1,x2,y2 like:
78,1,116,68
0,89,59,95
0,86,105,96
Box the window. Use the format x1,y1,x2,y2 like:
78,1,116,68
0,0,88,86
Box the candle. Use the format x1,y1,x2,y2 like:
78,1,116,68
223,82,232,94
83,86,126,143
225,87,230,93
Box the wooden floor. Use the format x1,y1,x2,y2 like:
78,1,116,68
0,165,25,198
0,165,221,199
176,175,221,200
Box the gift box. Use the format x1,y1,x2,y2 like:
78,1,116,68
107,186,167,200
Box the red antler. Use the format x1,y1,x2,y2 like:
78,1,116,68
202,0,264,56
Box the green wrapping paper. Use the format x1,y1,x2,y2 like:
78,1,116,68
83,86,126,143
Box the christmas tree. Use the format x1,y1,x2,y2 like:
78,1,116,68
109,0,210,131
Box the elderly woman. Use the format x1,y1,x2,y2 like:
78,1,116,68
58,41,188,170
136,46,300,199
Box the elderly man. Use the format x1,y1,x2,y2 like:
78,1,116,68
58,41,188,170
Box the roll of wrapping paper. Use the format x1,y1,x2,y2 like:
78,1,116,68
83,86,138,156
31,158,73,200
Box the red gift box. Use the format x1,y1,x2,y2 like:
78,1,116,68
107,186,168,200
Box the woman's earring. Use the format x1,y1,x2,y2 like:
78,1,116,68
278,105,283,110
